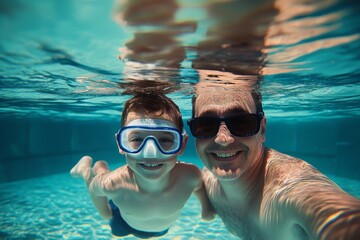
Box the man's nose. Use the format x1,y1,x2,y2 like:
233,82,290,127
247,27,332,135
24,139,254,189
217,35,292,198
214,123,234,146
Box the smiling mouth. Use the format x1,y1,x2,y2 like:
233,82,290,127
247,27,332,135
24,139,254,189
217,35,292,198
139,163,164,170
211,151,240,161
215,152,237,158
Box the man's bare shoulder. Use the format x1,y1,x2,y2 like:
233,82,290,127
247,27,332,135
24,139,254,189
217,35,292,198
263,148,337,190
265,148,321,178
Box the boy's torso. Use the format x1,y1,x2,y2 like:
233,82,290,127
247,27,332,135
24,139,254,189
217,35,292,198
106,163,199,232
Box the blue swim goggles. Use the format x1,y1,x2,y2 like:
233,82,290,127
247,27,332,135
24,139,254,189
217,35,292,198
116,119,185,159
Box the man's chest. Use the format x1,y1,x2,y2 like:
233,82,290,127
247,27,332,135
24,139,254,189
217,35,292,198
210,197,264,240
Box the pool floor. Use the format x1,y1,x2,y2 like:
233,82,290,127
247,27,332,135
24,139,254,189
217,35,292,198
0,169,359,239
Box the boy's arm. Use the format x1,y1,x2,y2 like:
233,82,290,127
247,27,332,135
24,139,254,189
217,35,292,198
192,167,216,221
70,156,112,220
87,160,112,220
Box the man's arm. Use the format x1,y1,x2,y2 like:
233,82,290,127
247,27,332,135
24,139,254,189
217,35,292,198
262,155,360,240
192,167,216,221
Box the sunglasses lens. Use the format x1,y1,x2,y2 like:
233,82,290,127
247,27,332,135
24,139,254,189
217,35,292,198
188,118,219,138
226,115,259,136
188,113,262,138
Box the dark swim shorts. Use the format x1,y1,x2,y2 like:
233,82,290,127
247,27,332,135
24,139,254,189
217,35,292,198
108,200,169,239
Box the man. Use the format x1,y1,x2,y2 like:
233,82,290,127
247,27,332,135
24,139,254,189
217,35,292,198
187,80,360,240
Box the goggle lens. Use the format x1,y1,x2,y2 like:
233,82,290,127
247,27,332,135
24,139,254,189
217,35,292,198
117,126,183,154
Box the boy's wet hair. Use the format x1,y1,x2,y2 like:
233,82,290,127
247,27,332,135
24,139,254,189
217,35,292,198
121,92,183,130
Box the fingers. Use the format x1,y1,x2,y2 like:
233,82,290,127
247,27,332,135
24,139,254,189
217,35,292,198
202,211,216,221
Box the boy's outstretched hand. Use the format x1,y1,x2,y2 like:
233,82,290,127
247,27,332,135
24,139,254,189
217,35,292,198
70,156,94,185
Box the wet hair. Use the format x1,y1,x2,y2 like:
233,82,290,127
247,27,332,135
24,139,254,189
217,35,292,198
192,85,263,117
251,88,263,113
121,92,183,130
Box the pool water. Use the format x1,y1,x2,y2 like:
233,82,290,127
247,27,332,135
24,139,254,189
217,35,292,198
0,165,359,240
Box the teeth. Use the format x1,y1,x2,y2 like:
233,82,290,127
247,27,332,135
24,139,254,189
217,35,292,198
216,152,236,158
142,163,161,167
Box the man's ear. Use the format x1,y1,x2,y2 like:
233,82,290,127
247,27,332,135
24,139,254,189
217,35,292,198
115,134,125,155
178,134,188,156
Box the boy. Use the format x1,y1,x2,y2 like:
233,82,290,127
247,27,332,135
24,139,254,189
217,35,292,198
70,92,215,238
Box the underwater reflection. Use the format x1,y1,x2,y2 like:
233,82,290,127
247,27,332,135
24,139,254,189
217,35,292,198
112,0,359,85
113,0,275,85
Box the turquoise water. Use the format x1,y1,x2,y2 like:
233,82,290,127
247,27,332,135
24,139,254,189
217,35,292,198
1,0,360,239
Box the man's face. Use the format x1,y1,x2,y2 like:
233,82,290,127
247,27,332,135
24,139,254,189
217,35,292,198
194,90,266,181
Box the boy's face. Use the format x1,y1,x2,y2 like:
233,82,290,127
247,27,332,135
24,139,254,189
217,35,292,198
118,111,187,180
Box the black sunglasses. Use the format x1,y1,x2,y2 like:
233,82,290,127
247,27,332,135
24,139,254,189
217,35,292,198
187,112,264,138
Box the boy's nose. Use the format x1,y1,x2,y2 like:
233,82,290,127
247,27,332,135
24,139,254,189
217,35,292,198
214,123,234,146
143,139,157,158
